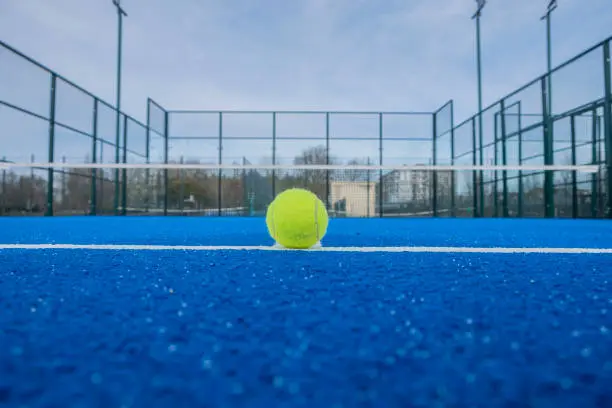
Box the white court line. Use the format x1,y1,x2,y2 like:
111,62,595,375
0,244,612,254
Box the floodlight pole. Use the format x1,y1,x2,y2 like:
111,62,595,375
112,0,128,215
541,1,557,118
541,0,557,218
473,0,486,217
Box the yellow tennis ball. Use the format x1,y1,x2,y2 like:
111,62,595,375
266,188,328,249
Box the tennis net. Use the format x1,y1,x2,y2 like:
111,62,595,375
0,161,606,218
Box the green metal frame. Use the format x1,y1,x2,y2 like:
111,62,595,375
217,112,223,216
90,99,98,215
378,113,384,218
603,41,612,218
46,74,57,216
325,113,330,210
570,115,578,218
471,117,478,217
541,77,555,217
450,102,456,217
163,110,169,216
272,112,277,200
1,34,611,219
432,111,438,216
517,103,524,218
591,109,598,218
500,99,509,217
121,114,128,215
145,99,151,213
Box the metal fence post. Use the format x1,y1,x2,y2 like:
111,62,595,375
474,1,485,219
597,114,604,216
500,99,509,217
90,99,98,215
471,117,478,217
163,111,169,216
541,77,555,217
570,114,578,218
145,99,151,213
432,111,438,216
378,113,383,218
1,156,6,215
603,40,612,218
591,108,598,217
272,112,277,199
121,114,128,215
114,110,121,215
494,112,499,216
450,102,456,217
218,112,223,216
325,112,330,211
518,102,524,217
46,74,57,216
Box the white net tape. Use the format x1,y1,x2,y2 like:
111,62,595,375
0,162,602,172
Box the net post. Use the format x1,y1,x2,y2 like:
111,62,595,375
603,40,612,218
90,98,98,216
541,76,555,217
46,74,57,216
121,114,128,215
570,114,578,218
432,111,438,217
378,113,383,218
500,99,509,217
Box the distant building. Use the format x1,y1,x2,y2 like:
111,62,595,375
382,166,452,204
330,181,376,217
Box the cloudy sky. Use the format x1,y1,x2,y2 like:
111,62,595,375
0,0,610,165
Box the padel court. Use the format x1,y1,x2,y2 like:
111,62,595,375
1,216,611,407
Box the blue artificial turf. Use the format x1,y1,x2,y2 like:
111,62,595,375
0,216,611,248
0,217,611,407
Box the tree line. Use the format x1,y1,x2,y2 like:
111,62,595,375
2,145,600,217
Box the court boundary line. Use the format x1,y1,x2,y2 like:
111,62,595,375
1,244,611,254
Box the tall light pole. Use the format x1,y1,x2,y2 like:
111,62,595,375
472,0,486,217
541,0,557,217
112,0,127,215
541,0,557,119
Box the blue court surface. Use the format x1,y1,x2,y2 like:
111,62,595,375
0,217,611,408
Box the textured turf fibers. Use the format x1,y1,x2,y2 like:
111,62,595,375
0,216,611,248
0,218,611,407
